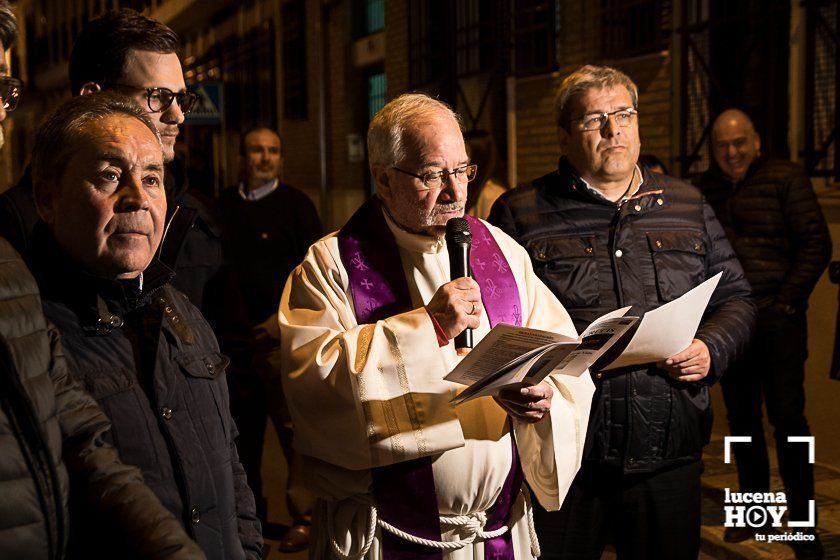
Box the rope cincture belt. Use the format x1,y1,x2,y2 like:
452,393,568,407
328,485,542,559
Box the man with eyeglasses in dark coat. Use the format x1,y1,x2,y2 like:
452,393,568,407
489,65,757,560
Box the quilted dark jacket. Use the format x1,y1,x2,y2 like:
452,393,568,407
695,158,831,311
26,228,262,560
489,159,756,473
0,237,203,560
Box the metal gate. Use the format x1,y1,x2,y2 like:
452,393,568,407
678,0,790,177
804,0,840,181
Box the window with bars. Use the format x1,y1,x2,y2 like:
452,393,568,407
410,0,505,87
353,0,385,38
367,0,384,34
283,0,308,120
804,0,839,179
408,0,444,86
600,0,671,59
510,0,558,76
455,0,503,77
217,22,277,131
367,72,387,122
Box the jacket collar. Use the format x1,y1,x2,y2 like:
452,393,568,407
28,223,174,331
542,157,665,208
706,156,764,186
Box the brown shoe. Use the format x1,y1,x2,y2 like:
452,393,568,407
279,524,310,553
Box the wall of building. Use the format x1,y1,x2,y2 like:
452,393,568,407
512,1,675,185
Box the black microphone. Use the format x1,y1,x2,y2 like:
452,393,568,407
445,217,473,350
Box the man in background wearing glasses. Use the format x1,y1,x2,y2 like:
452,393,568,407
489,65,756,559
0,9,194,253
276,92,595,558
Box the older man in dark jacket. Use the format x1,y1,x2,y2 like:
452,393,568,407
0,237,206,560
0,12,255,455
490,65,756,560
695,109,831,555
24,92,262,560
0,4,202,558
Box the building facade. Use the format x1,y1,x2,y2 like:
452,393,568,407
4,0,838,229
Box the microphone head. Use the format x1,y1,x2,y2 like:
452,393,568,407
445,217,471,245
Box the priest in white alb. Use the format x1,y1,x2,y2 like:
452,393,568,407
277,93,595,559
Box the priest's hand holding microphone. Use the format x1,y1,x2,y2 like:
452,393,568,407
424,217,553,423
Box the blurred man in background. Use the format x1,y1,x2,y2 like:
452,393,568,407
696,109,831,558
220,126,321,551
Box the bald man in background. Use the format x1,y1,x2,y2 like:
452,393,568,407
695,109,831,557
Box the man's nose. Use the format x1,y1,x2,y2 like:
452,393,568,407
160,99,185,126
727,144,738,159
441,172,466,201
118,177,151,211
601,115,620,138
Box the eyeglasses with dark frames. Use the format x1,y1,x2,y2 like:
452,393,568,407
392,164,478,190
0,76,22,112
571,107,638,131
112,84,199,115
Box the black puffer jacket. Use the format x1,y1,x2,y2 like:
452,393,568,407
0,237,203,560
26,228,262,560
695,158,831,310
489,159,756,473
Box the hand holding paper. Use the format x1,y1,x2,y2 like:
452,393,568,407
658,338,711,382
494,382,554,423
603,272,722,370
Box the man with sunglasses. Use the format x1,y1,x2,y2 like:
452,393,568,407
489,65,756,559
277,93,595,558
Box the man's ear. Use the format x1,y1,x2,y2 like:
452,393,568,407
371,164,392,202
33,179,58,226
753,132,761,157
78,82,101,96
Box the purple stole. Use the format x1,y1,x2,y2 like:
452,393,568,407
337,197,524,560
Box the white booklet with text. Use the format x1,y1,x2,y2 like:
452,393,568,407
445,272,722,405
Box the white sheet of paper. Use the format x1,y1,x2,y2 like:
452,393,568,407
603,272,722,370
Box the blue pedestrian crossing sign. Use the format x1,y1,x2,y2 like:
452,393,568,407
186,82,223,125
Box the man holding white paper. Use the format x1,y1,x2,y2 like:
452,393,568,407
489,65,756,559
278,93,595,559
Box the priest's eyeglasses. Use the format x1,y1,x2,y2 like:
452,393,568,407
0,76,22,112
572,107,638,131
392,164,478,190
113,84,199,115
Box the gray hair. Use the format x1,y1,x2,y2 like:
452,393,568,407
554,65,638,130
31,92,161,188
367,93,463,166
